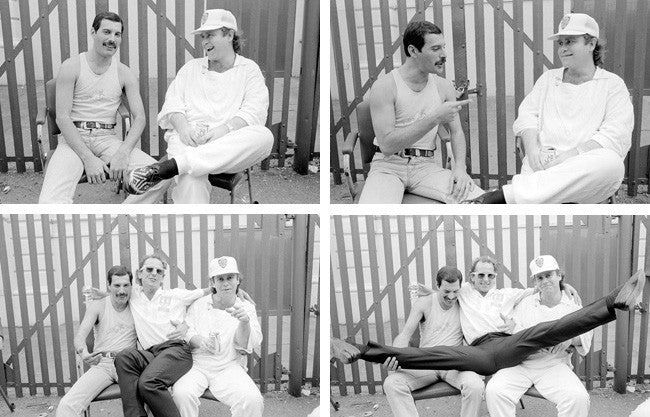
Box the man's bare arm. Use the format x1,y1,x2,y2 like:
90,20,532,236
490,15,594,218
73,301,100,356
106,65,146,181
392,296,429,347
370,75,471,155
55,58,109,184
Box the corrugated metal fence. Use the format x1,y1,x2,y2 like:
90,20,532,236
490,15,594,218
0,0,319,174
330,215,650,394
330,0,650,196
0,213,320,397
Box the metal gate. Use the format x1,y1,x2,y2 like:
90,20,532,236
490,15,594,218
330,0,649,196
330,215,650,393
0,213,319,397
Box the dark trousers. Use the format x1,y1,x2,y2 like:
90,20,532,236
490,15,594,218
357,284,621,375
115,339,192,417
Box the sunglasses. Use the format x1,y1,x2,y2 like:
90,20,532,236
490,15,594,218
473,272,496,280
141,266,164,275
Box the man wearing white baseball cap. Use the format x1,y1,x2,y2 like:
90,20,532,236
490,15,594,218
125,9,273,203
173,256,263,417
467,12,634,204
486,255,593,417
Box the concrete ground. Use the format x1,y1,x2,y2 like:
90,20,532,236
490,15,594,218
1,388,319,416
0,158,319,204
330,387,650,416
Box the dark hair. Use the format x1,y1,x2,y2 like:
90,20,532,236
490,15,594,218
92,12,124,33
403,21,442,57
107,265,132,285
470,256,499,274
582,35,604,67
436,266,463,287
219,28,243,54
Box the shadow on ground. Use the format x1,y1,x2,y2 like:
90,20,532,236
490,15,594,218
0,160,319,204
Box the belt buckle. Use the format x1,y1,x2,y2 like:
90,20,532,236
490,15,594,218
104,352,115,359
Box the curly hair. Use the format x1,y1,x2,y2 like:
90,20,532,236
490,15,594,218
220,28,244,54
583,35,605,67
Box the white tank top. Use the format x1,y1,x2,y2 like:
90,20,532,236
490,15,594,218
419,296,464,347
69,52,122,124
392,70,443,150
93,298,137,353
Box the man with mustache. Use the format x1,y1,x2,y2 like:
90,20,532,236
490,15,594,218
56,266,137,416
381,266,484,417
485,255,592,417
358,20,483,203
39,12,169,203
123,9,273,203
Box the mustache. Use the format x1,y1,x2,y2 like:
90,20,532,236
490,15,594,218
103,41,117,47
435,57,446,65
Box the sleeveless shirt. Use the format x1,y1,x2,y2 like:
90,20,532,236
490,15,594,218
93,298,137,353
418,296,464,347
392,69,443,150
69,52,122,124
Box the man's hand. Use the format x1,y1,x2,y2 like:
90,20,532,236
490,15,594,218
435,100,472,125
237,289,255,306
89,288,109,300
526,148,545,172
107,149,129,181
226,305,249,323
543,149,578,170
408,283,434,298
449,167,474,202
563,284,582,306
83,155,109,184
166,320,188,340
81,350,102,366
497,313,516,333
382,356,401,373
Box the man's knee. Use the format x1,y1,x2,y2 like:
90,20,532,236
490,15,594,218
382,373,411,397
460,375,484,399
485,378,509,402
114,349,137,371
562,385,590,409
238,389,263,413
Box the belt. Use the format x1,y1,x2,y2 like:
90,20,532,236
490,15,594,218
99,351,121,359
398,148,435,157
73,121,116,129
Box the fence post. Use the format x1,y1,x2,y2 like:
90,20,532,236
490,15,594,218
288,215,309,396
118,215,132,270
293,0,319,175
614,215,634,393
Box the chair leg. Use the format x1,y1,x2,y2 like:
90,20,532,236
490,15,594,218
246,168,254,203
230,189,235,204
519,398,525,409
84,406,91,417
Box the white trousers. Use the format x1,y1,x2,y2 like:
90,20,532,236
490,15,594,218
503,148,623,203
56,358,118,417
166,125,273,204
485,363,590,417
172,362,263,417
359,154,484,204
38,129,170,204
383,368,484,417
630,398,650,417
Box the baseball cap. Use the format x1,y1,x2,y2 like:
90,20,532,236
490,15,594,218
548,13,599,40
529,255,560,277
191,9,237,35
209,256,240,277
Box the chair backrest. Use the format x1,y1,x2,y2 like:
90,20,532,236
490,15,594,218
356,101,379,170
44,79,61,136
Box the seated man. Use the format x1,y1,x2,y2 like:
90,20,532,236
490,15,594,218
468,13,633,203
485,256,592,417
382,266,483,417
359,20,483,204
172,256,263,417
39,11,169,204
125,9,274,203
56,266,136,416
332,269,644,376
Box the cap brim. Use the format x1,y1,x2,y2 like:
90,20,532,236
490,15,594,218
548,30,596,40
191,25,237,35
